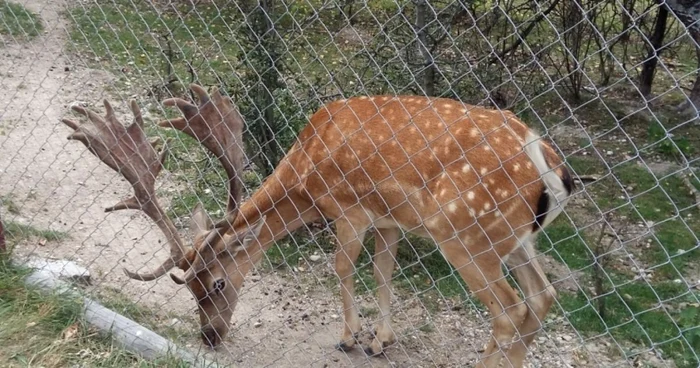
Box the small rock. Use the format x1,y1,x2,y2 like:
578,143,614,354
254,321,263,328
309,255,322,262
330,314,339,320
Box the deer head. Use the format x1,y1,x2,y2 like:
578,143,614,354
61,84,262,347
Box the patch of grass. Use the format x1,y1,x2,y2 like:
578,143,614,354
542,161,700,366
1,195,20,214
557,282,700,368
647,120,694,161
0,254,188,367
4,221,68,243
0,0,43,39
359,306,378,318
537,218,593,272
646,219,700,279
94,287,192,342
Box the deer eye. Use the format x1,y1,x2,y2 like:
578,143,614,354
212,279,226,294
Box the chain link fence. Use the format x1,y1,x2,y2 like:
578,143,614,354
1,0,699,367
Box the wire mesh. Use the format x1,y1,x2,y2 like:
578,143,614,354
1,0,699,367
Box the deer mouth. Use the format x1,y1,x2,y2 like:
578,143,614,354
201,325,223,348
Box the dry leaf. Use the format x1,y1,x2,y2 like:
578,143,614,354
38,238,47,246
62,323,79,341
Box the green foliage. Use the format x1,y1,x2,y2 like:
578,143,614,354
0,0,43,39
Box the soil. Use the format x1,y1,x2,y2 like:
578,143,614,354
0,1,676,367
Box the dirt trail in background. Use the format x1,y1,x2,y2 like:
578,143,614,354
0,1,672,367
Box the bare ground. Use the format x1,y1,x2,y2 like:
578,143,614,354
0,1,675,367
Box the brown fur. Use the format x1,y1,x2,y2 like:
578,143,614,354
183,95,571,367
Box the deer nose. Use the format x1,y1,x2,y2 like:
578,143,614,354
201,326,221,348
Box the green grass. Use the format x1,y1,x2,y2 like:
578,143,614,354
3,221,68,243
0,0,43,39
536,157,700,367
557,284,699,368
0,254,189,367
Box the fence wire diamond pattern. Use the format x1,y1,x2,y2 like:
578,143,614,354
1,0,699,367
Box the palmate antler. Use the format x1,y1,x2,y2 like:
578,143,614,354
159,85,246,220
157,85,248,283
62,100,185,281
62,84,247,282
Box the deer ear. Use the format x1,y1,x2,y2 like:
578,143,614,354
226,216,266,254
190,203,212,238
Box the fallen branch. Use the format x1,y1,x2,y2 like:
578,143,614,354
574,174,602,184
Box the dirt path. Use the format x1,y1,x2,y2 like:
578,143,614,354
0,2,674,367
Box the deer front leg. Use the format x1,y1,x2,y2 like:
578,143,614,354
366,227,399,356
334,219,367,351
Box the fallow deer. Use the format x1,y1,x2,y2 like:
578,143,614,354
62,84,573,368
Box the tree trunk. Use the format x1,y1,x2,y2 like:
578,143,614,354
639,4,669,97
650,0,700,111
680,28,700,112
415,0,435,96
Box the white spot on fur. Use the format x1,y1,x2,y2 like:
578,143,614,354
426,216,440,228
447,203,458,213
480,167,488,175
468,208,476,217
526,162,533,169
484,146,491,151
484,202,492,211
470,129,479,137
513,163,521,172
467,191,475,200
462,164,471,173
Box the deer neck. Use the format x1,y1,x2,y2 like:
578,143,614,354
227,175,319,279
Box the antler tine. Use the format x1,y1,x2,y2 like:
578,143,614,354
61,99,186,281
158,84,245,221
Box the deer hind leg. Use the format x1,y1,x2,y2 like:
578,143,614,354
504,237,557,367
334,218,367,351
366,227,399,356
440,238,528,368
